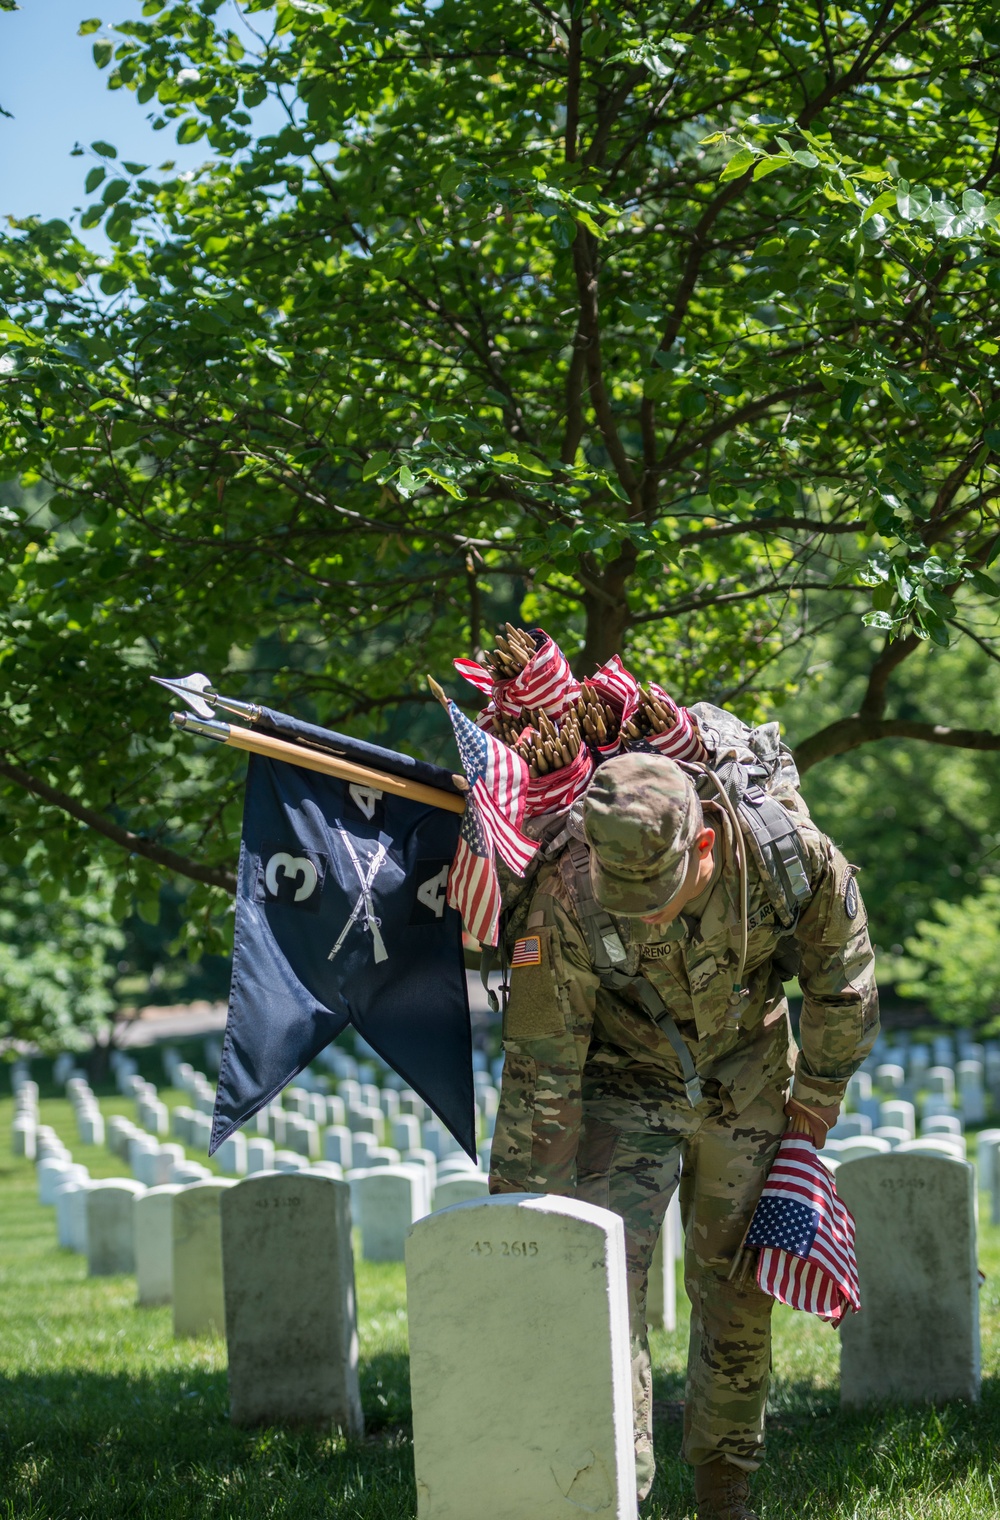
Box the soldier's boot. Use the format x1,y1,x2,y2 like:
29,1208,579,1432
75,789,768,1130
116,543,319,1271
693,1457,759,1520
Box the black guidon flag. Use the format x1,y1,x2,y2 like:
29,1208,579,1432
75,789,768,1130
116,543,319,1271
210,712,476,1159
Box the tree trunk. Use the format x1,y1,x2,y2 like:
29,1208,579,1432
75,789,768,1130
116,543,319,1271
575,546,635,675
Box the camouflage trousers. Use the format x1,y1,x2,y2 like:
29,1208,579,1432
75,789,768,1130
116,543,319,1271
575,1075,788,1498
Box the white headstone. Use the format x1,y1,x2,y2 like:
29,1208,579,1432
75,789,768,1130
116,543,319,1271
844,1070,869,1106
351,1132,378,1167
173,1179,238,1337
957,1060,986,1124
78,1111,105,1146
355,1166,428,1260
645,1198,679,1333
285,1115,320,1159
897,1136,966,1160
171,1106,196,1143
836,1138,892,1163
221,1173,363,1433
55,1180,91,1251
872,1127,910,1150
976,1130,1000,1225
134,1184,183,1305
11,1117,36,1160
87,1180,145,1274
170,1161,212,1184
433,1174,490,1210
247,1138,276,1174
407,1194,637,1519
879,1100,915,1138
838,1153,980,1405
874,1064,905,1092
324,1125,353,1169
829,1114,871,1141
926,1066,956,1100
274,1150,309,1173
922,1115,963,1138
216,1133,248,1176
38,1159,81,1206
392,1115,421,1153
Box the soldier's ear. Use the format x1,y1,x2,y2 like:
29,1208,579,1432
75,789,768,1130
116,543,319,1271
696,827,715,855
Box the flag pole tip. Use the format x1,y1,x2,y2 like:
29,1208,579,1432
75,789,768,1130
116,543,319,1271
426,675,449,707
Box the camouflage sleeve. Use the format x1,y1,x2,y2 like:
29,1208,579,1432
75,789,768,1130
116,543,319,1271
790,830,879,1110
489,888,599,1197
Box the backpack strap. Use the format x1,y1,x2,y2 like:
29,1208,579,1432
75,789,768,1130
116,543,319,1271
565,839,703,1107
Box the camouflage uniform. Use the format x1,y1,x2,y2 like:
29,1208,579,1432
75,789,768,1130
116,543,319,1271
489,754,878,1498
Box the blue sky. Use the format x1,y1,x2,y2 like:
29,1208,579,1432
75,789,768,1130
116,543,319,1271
1,1,282,244
1,1,213,232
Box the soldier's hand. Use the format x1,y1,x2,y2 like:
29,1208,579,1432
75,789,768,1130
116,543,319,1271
783,1098,840,1149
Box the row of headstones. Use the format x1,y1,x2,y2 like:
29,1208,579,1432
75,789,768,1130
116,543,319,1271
851,1043,995,1126
13,1065,984,1517
40,1160,988,1518
27,1064,502,1257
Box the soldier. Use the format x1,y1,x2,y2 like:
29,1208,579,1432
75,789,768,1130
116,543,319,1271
489,750,878,1519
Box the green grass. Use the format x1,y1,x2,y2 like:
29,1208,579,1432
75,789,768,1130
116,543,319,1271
3,1093,1000,1518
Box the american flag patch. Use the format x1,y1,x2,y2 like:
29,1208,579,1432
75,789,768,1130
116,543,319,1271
511,936,542,968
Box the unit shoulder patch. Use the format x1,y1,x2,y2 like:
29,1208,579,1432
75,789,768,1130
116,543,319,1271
844,874,859,920
511,935,543,968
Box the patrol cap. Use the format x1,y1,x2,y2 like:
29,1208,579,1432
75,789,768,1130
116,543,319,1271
583,753,702,916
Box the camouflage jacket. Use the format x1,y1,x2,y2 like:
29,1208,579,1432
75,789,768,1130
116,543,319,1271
491,802,879,1195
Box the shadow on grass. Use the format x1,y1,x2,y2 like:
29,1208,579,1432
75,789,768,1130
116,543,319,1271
0,1359,416,1520
644,1369,1000,1518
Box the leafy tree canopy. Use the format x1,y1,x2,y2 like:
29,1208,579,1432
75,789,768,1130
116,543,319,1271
1,0,1000,969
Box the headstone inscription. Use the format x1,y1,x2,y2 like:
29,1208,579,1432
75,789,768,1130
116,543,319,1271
172,1179,238,1337
221,1173,363,1434
406,1194,637,1520
837,1153,979,1405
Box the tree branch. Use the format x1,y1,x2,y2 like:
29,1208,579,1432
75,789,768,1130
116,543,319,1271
0,757,236,894
795,717,1000,775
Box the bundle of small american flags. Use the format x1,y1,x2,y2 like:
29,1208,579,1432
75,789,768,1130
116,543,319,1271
441,627,705,946
745,1131,861,1326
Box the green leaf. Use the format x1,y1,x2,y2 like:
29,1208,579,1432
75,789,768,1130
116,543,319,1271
90,140,117,158
840,379,864,420
896,181,931,220
101,179,129,205
92,39,113,68
363,451,391,481
176,118,205,145
719,147,754,183
862,190,896,223
791,149,819,168
968,569,1000,597
77,18,102,34
862,610,895,629
985,428,1000,452
84,167,106,194
753,156,788,180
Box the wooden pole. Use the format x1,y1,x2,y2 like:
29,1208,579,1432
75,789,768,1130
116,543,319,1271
173,715,468,815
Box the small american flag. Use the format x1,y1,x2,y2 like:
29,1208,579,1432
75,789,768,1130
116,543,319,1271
443,701,537,946
524,742,595,818
447,799,502,949
588,656,642,723
632,684,706,763
746,1132,860,1326
454,629,580,721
